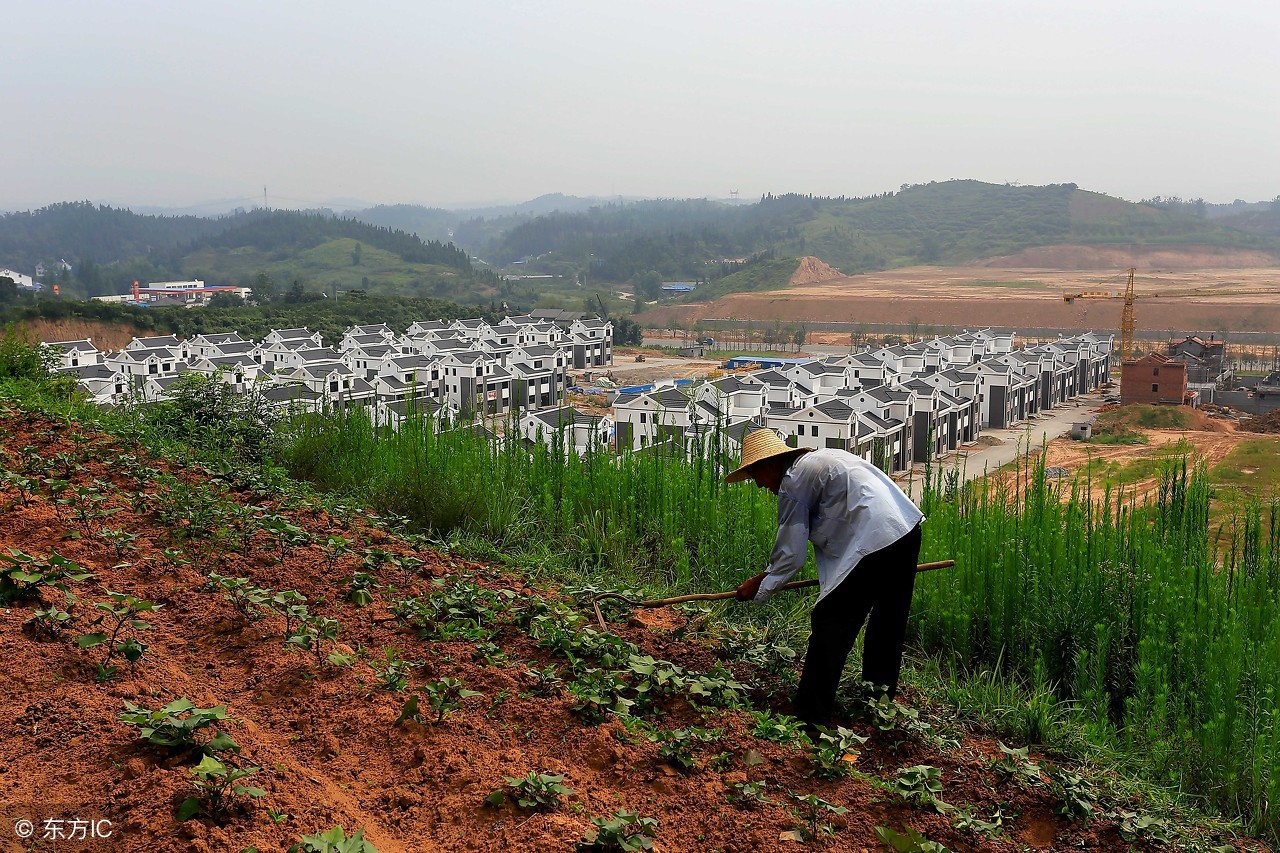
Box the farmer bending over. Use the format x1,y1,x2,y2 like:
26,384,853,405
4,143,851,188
726,428,923,729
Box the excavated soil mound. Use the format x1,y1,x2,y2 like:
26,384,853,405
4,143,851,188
788,256,842,285
0,406,1261,852
1243,410,1280,434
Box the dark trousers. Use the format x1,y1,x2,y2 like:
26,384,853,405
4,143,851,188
794,523,922,726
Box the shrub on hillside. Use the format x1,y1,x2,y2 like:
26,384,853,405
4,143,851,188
130,372,282,465
0,324,58,381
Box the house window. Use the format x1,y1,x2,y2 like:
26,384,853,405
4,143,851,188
1151,384,1159,392
148,363,158,375
811,425,818,437
640,413,647,423
329,381,339,392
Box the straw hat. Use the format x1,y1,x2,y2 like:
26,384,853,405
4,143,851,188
725,428,813,483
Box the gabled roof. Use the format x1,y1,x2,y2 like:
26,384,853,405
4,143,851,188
867,386,913,404
531,406,604,428
851,353,887,367
261,384,322,403
145,374,185,390
59,363,116,380
354,344,396,359
655,388,690,409
752,369,792,386
696,399,723,419
297,347,344,363
200,355,256,369
213,341,256,356
344,333,387,346
510,361,555,376
46,339,98,352
795,361,844,376
902,378,937,396
132,335,182,348
124,346,182,361
296,361,351,379
192,332,245,345
858,410,898,432
265,338,314,352
383,397,445,417
386,354,434,369
270,328,317,338
813,399,855,420
710,375,756,393
429,339,470,352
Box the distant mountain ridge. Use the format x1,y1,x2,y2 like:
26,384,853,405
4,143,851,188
3,183,1276,306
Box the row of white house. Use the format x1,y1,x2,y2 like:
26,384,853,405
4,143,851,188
607,329,1113,472
44,314,614,422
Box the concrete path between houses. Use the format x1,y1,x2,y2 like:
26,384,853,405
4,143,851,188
899,392,1106,496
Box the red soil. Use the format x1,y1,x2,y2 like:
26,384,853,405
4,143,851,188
789,257,843,286
0,407,1263,852
969,244,1280,270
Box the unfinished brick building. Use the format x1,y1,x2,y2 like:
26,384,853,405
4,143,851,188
1121,353,1192,406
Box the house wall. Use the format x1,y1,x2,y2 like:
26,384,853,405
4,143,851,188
1121,361,1188,405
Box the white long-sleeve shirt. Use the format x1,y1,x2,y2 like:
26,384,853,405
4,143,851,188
754,449,924,604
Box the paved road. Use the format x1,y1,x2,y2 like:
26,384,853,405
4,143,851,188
902,394,1104,493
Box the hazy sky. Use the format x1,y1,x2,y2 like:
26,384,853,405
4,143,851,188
3,0,1277,211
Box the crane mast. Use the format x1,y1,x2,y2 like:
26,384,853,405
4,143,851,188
1119,267,1136,361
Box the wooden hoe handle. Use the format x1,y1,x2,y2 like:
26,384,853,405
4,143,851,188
590,559,955,629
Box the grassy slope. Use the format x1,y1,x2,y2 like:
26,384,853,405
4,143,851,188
684,257,800,302
182,238,496,303
1211,437,1280,493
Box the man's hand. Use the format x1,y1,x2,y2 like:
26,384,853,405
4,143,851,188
735,572,767,602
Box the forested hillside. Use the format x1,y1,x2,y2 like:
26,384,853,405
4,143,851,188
480,182,1280,289
0,202,223,269
0,206,503,305
5,184,1276,309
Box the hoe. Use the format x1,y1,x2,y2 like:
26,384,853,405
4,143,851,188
591,560,955,630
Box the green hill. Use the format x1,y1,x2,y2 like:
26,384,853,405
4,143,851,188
0,206,507,306
476,182,1280,298
7,185,1277,309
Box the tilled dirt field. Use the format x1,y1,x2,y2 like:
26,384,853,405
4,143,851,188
0,406,1265,852
638,264,1280,334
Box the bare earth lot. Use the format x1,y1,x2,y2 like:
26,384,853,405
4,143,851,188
639,264,1280,334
